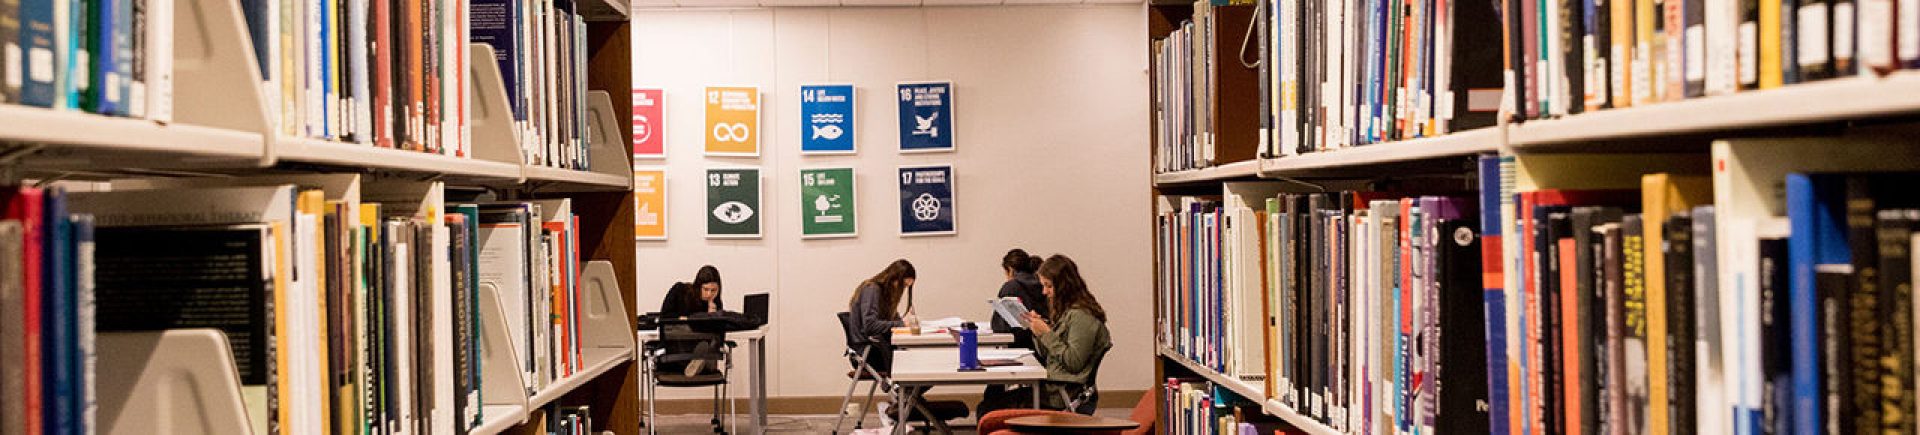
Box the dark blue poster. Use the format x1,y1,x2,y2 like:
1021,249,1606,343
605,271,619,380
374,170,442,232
898,165,956,236
896,82,954,152
800,84,856,154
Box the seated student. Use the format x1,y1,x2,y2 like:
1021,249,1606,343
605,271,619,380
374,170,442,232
660,265,724,317
989,249,1049,348
975,255,1113,417
847,259,916,373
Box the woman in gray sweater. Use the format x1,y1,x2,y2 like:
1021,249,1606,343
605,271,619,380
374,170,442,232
847,259,917,372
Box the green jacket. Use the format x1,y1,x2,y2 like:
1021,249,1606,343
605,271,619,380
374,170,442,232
1034,307,1112,386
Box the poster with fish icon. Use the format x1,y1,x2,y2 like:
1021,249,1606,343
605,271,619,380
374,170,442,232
800,84,856,154
897,81,954,153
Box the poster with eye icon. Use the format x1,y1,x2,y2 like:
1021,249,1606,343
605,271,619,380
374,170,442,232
800,84,856,155
705,168,761,238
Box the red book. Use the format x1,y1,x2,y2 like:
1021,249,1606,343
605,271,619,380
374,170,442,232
371,0,393,149
4,187,44,435
1558,236,1581,435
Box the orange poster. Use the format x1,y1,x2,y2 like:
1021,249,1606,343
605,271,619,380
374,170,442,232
704,86,761,156
634,169,667,240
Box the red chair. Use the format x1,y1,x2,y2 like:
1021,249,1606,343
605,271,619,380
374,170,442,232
976,389,1157,435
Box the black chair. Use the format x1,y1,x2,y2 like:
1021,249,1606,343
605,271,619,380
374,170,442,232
642,316,737,434
831,312,968,434
1058,344,1111,415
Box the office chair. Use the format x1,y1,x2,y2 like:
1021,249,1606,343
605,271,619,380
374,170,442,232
832,312,968,434
642,318,737,434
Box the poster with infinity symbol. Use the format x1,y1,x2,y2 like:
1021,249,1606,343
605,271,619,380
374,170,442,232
799,84,856,154
705,168,761,238
897,165,955,236
704,86,760,157
896,81,954,153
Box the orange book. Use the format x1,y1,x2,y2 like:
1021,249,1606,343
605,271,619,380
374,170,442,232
1559,237,1582,435
405,0,424,151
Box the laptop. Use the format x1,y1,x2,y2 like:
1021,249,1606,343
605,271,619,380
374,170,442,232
743,293,770,324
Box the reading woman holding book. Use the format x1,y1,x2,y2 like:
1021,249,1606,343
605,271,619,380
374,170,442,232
975,254,1113,417
990,249,1049,348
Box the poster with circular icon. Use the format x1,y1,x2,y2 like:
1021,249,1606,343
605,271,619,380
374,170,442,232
898,165,955,237
800,167,857,238
632,88,665,159
705,168,761,238
704,86,760,157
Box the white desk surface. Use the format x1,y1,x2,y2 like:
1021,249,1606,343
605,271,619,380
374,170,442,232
888,348,1047,384
891,330,1015,347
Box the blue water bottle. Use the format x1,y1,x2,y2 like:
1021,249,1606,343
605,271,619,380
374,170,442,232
958,322,981,371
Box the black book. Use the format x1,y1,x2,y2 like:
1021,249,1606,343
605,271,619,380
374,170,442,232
1683,0,1706,97
1600,220,1628,435
94,225,274,384
1760,235,1790,435
1796,0,1833,81
1622,214,1652,434
1664,213,1696,433
1843,176,1882,433
1508,0,1530,121
1437,218,1491,433
1290,193,1311,407
1876,209,1919,433
1258,0,1275,158
1817,265,1850,434
1450,0,1509,129
1573,206,1621,435
1739,0,1760,90
1563,0,1587,115
1308,195,1328,418
1590,0,1613,110
449,214,474,432
1537,206,1571,434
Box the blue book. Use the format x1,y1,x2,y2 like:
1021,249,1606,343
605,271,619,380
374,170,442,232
1785,173,1846,435
1477,154,1511,435
65,0,87,110
70,214,93,435
18,0,57,106
42,187,74,435
318,0,332,139
347,0,369,143
469,0,524,122
90,0,124,115
239,0,272,79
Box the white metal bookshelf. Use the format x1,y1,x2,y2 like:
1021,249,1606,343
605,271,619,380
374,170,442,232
1260,127,1501,176
1156,346,1343,435
1153,160,1262,186
1508,71,1920,147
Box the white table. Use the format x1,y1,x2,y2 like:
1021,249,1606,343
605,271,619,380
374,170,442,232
890,331,1016,348
887,348,1047,435
636,325,769,433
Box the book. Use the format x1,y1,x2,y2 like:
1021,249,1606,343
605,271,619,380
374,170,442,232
1663,212,1695,433
1876,209,1918,434
0,220,19,434
990,297,1031,329
1786,173,1844,435
1640,172,1712,435
1623,214,1652,435
4,187,45,435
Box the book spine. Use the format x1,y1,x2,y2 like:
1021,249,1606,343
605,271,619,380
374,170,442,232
1878,210,1919,434
1665,214,1696,433
0,0,18,103
1623,214,1651,435
17,0,54,106
1741,0,1762,89
1761,235,1792,435
1844,177,1882,434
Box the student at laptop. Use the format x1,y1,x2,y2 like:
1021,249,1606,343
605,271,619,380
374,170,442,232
989,249,1048,348
847,259,916,372
976,254,1112,417
660,265,724,317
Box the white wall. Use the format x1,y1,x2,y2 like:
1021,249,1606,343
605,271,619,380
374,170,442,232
631,5,1151,400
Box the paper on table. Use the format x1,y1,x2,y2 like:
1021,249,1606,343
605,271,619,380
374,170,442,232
919,317,968,331
979,348,1035,360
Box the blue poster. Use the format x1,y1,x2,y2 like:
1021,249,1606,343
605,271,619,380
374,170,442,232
898,165,956,236
896,82,954,152
800,84,856,154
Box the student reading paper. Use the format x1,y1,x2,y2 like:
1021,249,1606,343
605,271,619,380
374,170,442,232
847,259,916,372
975,255,1112,417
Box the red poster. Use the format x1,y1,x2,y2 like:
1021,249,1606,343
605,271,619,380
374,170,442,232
633,88,665,158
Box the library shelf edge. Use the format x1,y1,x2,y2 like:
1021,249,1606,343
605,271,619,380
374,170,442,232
472,404,528,435
1508,70,1920,147
1153,160,1262,187
1154,346,1266,405
0,105,267,165
1258,127,1501,177
1260,400,1344,435
275,136,527,182
527,260,640,409
527,347,636,409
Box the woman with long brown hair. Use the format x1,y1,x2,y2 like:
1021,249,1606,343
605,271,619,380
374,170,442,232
976,254,1112,417
847,259,917,371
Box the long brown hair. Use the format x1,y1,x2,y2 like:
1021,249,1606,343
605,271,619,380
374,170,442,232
1038,255,1106,322
849,259,917,320
683,265,722,308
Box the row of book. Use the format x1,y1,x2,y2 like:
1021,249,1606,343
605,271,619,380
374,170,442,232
1,176,597,435
0,0,175,121
1162,377,1291,435
1155,133,1920,435
1508,0,1920,120
543,404,594,435
1149,0,1505,174
239,0,592,170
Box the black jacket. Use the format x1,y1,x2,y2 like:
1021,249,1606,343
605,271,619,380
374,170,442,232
848,283,904,371
991,272,1048,350
659,282,722,318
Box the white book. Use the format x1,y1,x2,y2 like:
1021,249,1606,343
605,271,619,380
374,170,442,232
386,223,414,435
431,219,454,435
305,0,323,137
347,0,369,144
145,0,173,123
1705,0,1738,95
478,207,534,391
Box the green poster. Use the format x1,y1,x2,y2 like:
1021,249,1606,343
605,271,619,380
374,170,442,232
800,168,857,238
705,168,761,238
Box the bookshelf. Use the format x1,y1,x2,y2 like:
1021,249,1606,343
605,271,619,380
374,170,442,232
1509,72,1920,148
0,0,643,433
1153,160,1263,186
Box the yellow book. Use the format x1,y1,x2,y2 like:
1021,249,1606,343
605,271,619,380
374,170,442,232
1758,0,1783,88
1641,173,1713,435
271,221,292,435
1635,0,1658,105
1612,0,1635,107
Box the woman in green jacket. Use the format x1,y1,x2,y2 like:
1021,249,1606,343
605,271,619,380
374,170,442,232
975,254,1113,417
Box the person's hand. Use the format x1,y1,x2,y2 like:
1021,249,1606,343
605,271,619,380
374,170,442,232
1026,312,1052,335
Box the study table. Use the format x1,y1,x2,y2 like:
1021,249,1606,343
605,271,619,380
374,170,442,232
887,348,1046,435
890,330,1016,348
636,325,769,433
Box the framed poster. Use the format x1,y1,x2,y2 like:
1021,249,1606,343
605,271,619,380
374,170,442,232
800,84,857,155
896,81,954,153
800,167,857,238
705,167,762,238
704,86,761,157
633,169,667,240
897,165,955,236
633,88,665,159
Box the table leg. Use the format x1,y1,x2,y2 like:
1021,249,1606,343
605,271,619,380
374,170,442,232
893,386,912,435
754,337,767,434
1031,381,1041,409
